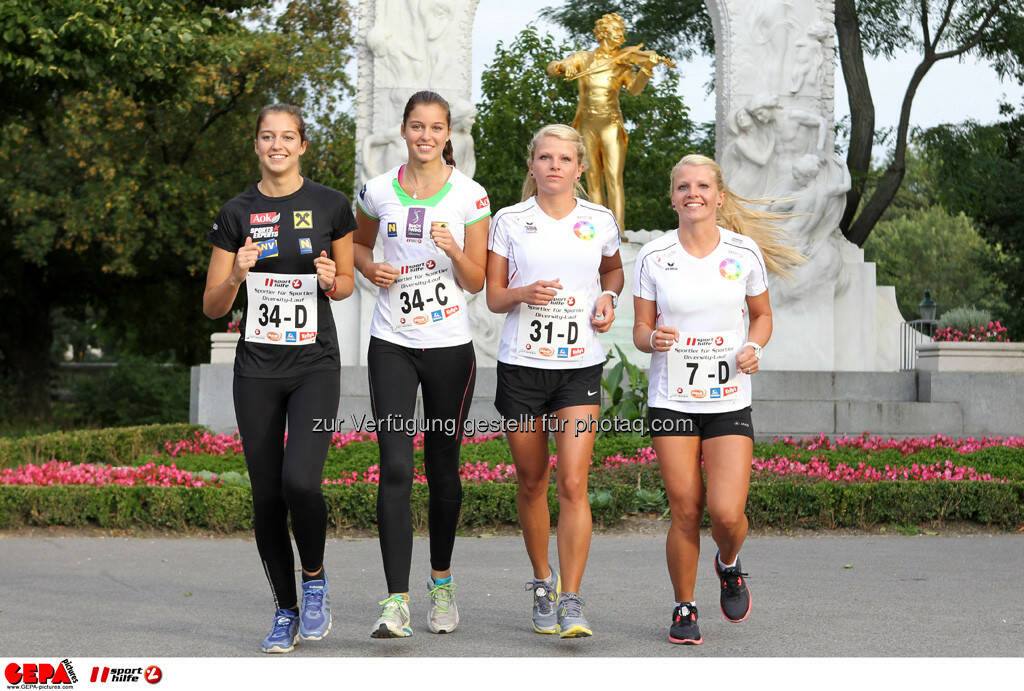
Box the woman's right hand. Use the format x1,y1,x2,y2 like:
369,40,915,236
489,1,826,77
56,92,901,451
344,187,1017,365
364,261,400,289
231,237,260,284
517,279,563,306
649,325,680,352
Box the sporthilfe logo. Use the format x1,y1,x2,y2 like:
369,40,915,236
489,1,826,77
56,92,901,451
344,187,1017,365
291,278,303,289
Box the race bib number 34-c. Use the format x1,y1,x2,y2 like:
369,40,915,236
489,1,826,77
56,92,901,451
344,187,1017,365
245,272,318,345
388,257,463,331
516,293,588,361
667,332,740,401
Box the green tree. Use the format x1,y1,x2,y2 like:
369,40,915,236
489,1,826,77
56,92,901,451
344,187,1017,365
541,0,1024,245
917,107,1024,337
474,25,707,229
0,0,356,416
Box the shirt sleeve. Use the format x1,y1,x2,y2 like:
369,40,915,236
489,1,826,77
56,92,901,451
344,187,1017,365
633,245,657,301
745,240,769,297
209,204,242,253
332,192,358,240
601,214,620,258
488,211,510,258
466,180,491,225
355,180,379,220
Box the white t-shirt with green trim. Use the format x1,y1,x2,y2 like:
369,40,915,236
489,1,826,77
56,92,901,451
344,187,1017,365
357,165,491,348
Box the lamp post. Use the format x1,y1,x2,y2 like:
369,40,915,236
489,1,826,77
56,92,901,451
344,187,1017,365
919,290,937,322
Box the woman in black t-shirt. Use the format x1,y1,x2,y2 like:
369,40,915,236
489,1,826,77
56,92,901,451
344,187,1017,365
203,104,356,654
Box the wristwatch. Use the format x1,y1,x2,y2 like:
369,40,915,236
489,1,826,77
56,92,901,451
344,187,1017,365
743,341,763,359
600,290,619,309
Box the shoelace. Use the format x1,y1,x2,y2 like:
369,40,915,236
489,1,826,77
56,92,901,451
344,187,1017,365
525,580,556,615
303,586,324,614
559,593,585,619
719,567,749,595
428,581,456,614
673,603,697,622
269,614,296,639
378,595,407,620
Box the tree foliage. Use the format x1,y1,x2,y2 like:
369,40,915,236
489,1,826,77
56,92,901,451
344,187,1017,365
473,25,708,229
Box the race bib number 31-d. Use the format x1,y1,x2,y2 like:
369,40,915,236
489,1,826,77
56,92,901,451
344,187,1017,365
388,257,463,331
516,293,588,361
245,272,318,345
667,332,740,401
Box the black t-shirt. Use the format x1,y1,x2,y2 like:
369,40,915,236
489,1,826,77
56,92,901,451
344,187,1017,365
209,178,357,378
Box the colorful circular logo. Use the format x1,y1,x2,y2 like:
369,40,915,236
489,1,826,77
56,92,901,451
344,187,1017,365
719,258,742,280
573,221,596,240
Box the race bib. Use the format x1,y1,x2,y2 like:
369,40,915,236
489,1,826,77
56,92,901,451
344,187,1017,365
244,272,318,345
388,256,463,331
667,332,740,401
516,293,588,361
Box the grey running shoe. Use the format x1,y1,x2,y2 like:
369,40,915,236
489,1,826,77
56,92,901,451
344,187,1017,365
370,595,413,638
556,592,592,638
524,573,560,634
427,578,459,633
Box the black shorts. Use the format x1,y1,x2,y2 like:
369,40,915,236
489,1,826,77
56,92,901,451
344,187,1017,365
495,362,603,419
648,406,754,440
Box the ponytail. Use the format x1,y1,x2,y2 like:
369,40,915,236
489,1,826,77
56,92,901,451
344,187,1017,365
443,140,456,167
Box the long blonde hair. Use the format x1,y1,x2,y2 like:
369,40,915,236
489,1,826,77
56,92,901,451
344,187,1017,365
521,124,589,202
671,154,804,278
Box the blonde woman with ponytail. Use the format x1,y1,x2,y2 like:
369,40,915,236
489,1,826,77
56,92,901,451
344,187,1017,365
354,90,491,639
632,153,802,645
486,124,624,639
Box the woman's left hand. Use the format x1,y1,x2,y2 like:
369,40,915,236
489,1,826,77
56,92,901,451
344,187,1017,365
736,345,759,375
314,251,337,291
591,294,615,333
430,223,460,259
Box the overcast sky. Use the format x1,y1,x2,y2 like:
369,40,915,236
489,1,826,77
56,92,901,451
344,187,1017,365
469,0,1024,135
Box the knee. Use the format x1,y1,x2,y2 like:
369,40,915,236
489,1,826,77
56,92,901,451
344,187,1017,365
709,508,747,533
517,473,549,501
556,474,588,505
667,494,704,530
282,475,322,506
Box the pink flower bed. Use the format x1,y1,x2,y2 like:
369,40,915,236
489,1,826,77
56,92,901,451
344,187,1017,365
934,321,1009,342
1,461,211,488
163,429,505,457
776,433,1024,456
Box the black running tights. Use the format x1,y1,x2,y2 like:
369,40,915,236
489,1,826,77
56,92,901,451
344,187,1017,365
367,337,476,593
234,371,339,609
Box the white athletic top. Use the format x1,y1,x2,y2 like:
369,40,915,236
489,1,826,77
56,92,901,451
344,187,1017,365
633,227,768,413
357,165,491,348
489,196,620,369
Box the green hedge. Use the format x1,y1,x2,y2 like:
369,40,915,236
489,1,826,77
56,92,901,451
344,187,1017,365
0,424,203,470
2,481,1021,531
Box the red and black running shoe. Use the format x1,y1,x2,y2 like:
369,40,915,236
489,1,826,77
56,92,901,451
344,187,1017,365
669,603,703,645
714,552,751,622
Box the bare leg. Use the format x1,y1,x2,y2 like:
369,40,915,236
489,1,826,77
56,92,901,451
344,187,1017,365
551,405,599,592
508,424,554,579
702,435,753,564
654,435,704,602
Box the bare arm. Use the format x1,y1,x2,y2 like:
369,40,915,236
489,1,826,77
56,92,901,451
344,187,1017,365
737,290,772,374
354,206,399,288
591,251,624,333
203,239,259,319
431,216,488,294
632,296,679,353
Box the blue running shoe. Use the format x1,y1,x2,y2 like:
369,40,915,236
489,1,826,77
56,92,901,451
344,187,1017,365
262,609,299,653
299,578,331,640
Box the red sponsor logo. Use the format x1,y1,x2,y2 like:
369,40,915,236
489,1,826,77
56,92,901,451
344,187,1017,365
724,386,738,396
475,196,489,209
291,278,302,289
686,337,695,345
250,212,281,224
567,297,575,307
5,662,75,685
144,666,162,684
267,331,282,342
400,318,407,325
524,343,531,350
300,331,316,341
414,316,428,325
714,336,724,346
539,347,554,357
91,665,156,683
401,265,410,275
426,260,435,270
571,348,585,357
690,389,707,399
265,278,275,286
444,306,460,317
676,387,684,394
253,328,261,336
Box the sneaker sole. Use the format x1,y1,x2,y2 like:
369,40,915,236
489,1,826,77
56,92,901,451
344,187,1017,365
262,634,297,653
531,621,557,635
669,634,703,645
428,619,458,634
299,615,332,641
371,623,413,638
557,624,593,638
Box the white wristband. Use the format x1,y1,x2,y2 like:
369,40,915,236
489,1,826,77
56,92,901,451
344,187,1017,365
649,331,657,351
600,289,618,309
743,341,763,359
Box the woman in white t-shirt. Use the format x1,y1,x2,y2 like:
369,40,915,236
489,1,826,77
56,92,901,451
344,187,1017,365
632,153,802,645
487,124,624,638
354,90,491,639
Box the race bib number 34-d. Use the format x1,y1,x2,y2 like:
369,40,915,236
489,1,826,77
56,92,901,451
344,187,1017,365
667,332,740,401
245,272,318,345
516,293,588,361
388,257,463,331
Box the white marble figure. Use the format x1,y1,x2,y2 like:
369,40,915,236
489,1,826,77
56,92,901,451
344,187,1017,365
722,94,781,198
789,21,832,95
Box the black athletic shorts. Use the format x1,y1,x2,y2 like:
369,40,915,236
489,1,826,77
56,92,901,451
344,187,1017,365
648,406,754,440
495,362,603,419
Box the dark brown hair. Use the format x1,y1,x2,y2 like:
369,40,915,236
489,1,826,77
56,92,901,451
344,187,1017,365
402,91,455,166
254,104,307,142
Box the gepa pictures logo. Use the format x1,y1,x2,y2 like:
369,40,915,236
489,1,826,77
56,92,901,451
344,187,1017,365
5,660,77,686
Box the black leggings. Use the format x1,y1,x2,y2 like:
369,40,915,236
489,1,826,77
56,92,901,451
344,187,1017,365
234,370,339,610
367,336,476,593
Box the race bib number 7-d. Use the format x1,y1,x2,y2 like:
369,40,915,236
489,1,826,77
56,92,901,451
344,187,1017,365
516,293,588,361
245,272,318,345
666,332,740,401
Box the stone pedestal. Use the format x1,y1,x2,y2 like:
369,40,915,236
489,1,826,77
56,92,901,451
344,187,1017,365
209,332,240,364
916,342,1024,372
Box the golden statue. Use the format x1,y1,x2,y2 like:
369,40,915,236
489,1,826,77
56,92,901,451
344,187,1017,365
548,13,675,232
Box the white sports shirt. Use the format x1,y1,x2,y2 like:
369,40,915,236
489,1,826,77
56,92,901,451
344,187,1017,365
489,196,620,369
357,165,491,348
633,227,768,413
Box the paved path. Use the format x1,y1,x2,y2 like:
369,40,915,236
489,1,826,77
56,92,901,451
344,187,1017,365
1,533,1022,657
